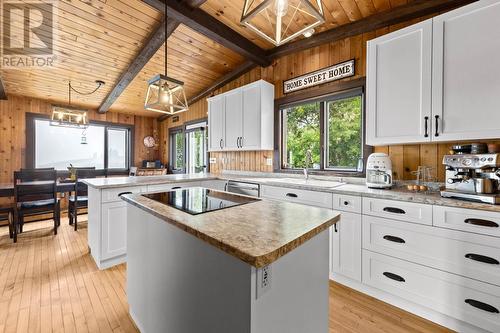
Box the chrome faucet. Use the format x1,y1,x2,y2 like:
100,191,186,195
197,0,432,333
304,149,312,180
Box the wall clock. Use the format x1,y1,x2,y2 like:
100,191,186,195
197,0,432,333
143,135,156,148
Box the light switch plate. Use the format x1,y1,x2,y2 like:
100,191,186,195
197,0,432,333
266,158,273,166
209,157,217,164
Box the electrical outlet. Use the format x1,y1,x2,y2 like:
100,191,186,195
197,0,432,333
266,158,273,166
209,157,217,164
256,265,272,299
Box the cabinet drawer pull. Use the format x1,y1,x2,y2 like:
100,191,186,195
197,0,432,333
171,186,182,190
465,299,499,314
383,272,405,282
465,253,499,265
464,218,499,228
424,116,429,137
383,235,406,244
285,193,298,198
383,207,406,214
118,191,132,197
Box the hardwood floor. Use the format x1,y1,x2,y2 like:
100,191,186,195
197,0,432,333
0,217,453,333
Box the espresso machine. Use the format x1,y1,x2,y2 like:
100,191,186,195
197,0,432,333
441,154,500,204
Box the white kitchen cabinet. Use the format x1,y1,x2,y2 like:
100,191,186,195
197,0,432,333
101,201,128,260
432,0,500,141
224,90,243,150
366,20,432,145
331,212,362,282
207,80,274,152
208,95,225,151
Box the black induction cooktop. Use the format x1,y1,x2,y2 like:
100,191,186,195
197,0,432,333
142,187,259,215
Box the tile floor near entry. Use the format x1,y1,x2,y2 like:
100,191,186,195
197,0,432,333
0,218,452,333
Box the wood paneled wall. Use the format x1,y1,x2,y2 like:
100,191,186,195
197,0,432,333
160,14,499,180
0,95,159,185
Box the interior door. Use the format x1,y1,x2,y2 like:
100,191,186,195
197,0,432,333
223,90,243,150
241,84,261,150
208,96,224,151
432,0,500,141
366,19,432,145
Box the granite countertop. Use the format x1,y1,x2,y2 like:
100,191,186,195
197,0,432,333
121,191,340,268
83,170,500,213
82,173,219,189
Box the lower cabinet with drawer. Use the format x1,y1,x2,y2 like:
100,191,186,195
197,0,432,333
260,185,333,208
363,250,500,333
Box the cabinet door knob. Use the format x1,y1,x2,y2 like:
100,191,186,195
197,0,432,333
383,272,405,282
465,299,499,314
465,253,499,265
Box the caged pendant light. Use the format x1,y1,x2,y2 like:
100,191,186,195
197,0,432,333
241,0,325,46
144,1,188,115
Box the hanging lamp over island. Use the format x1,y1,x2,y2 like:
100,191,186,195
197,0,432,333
241,0,325,46
144,0,188,115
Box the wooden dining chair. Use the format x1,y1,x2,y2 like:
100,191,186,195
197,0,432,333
68,167,96,231
0,205,14,239
13,169,60,243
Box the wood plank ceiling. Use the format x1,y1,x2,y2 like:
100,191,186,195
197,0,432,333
0,0,420,117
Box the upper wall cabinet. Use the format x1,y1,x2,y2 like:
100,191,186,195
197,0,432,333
208,80,274,152
366,20,433,146
432,0,500,142
366,0,500,146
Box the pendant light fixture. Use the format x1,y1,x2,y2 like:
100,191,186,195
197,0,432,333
144,1,188,115
241,0,325,46
51,80,105,128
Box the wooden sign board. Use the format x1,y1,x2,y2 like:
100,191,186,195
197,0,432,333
283,59,355,94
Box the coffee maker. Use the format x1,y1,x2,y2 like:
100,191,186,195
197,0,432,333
366,153,393,189
441,154,500,204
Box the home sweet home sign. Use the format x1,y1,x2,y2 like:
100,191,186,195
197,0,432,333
283,59,355,94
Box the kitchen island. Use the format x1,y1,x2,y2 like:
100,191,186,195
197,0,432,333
121,188,340,333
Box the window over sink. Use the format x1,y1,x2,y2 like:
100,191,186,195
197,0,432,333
279,87,369,174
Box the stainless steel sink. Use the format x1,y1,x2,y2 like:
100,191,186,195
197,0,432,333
239,177,345,189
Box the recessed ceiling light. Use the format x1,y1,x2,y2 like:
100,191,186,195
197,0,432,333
303,28,315,38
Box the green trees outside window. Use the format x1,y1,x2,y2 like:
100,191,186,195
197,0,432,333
281,89,364,172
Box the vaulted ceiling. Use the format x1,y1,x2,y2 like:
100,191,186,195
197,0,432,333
0,0,471,117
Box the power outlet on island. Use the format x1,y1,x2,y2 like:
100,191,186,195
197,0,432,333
256,265,272,299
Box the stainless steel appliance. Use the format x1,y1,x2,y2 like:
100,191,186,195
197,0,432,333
225,180,260,197
441,153,500,204
366,153,393,189
142,187,259,215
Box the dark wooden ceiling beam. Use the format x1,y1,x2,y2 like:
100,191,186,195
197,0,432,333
163,0,271,67
268,0,478,59
98,0,206,113
0,77,7,100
